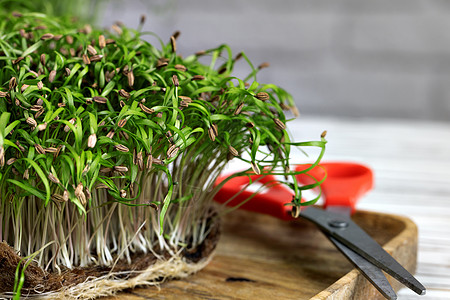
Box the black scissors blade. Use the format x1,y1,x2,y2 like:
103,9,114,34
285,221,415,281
300,207,426,297
329,235,397,300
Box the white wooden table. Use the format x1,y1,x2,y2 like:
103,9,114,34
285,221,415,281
286,116,450,300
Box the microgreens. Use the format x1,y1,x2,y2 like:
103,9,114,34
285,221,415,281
0,7,325,284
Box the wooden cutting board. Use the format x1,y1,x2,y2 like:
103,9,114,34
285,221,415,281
111,209,418,299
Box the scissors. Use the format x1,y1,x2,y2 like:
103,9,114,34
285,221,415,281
214,162,426,300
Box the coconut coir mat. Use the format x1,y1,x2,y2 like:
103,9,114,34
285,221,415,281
0,221,220,299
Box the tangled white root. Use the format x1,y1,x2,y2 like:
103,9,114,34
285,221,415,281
19,253,214,300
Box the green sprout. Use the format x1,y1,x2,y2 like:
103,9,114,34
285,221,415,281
0,8,326,297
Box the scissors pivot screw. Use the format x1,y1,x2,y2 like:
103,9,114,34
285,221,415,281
328,219,349,229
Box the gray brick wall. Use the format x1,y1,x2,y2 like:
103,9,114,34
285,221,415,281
100,0,450,121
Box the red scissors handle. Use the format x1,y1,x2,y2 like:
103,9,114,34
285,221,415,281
214,173,294,220
214,162,373,218
295,162,373,214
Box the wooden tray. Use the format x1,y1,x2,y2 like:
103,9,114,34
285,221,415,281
112,209,418,299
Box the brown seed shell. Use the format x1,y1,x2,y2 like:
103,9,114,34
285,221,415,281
100,167,112,173
106,130,115,139
139,102,155,114
166,145,179,158
321,130,327,138
34,144,45,154
127,70,134,87
172,74,179,87
99,35,106,48
0,91,8,97
255,92,270,101
179,96,192,103
208,126,216,142
37,123,47,131
37,81,44,90
51,194,65,203
13,57,24,65
137,151,144,171
212,123,218,137
251,161,261,175
87,44,97,55
93,96,107,104
112,24,122,35
174,64,187,71
258,62,270,69
48,173,60,184
9,77,17,90
228,145,239,157
95,184,109,190
90,55,103,62
114,144,129,152
23,169,29,180
114,165,128,172
105,38,115,44
146,154,153,169
20,84,29,92
170,35,177,52
119,89,130,98
156,61,168,68
82,54,90,64
245,122,255,129
6,158,16,165
49,70,56,83
273,118,286,130
66,35,73,44
192,75,205,81
88,133,97,148
26,117,37,127
40,33,54,40
153,157,164,165
75,182,86,205
65,67,71,76
117,119,127,128
45,147,58,153
120,189,127,198
234,102,244,115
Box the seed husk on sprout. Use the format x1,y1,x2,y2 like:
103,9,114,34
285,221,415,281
40,33,54,40
90,55,103,62
255,92,270,101
127,70,134,87
192,75,205,81
228,145,239,157
34,144,45,155
88,134,97,148
273,118,286,131
117,119,127,128
9,77,17,90
99,35,106,48
170,36,177,52
82,54,90,64
114,144,129,152
114,165,128,172
119,89,130,98
49,70,56,82
93,96,107,104
87,44,97,55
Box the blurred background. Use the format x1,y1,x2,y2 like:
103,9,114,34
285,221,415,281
95,0,450,122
